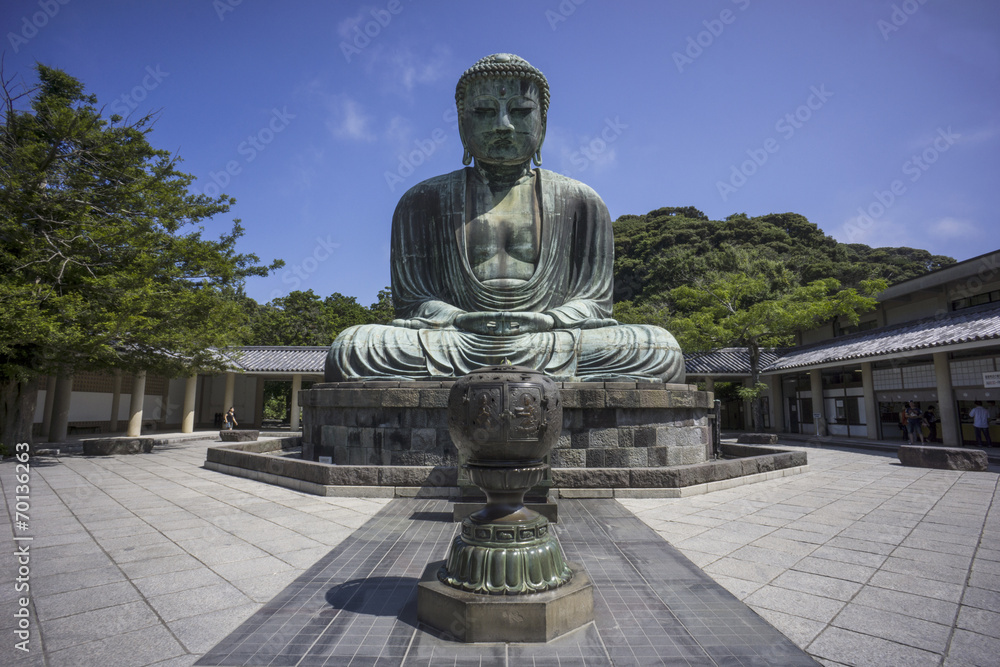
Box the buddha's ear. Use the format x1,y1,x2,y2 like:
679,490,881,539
533,124,546,167
457,109,472,165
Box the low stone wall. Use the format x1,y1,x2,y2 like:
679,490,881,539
898,445,989,471
204,440,806,498
300,381,714,469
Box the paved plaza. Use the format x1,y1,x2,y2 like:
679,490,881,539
1,435,998,666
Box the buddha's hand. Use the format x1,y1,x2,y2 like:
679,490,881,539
453,311,555,336
576,317,619,330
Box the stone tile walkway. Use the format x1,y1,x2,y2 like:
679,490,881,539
619,446,1000,666
0,435,997,665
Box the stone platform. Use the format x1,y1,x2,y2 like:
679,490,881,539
300,381,714,469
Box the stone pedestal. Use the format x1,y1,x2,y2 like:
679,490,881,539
417,561,594,643
300,381,713,469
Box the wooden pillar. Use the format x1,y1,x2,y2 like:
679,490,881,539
743,377,754,430
127,371,146,437
810,369,827,436
223,372,235,414
254,376,265,428
109,369,122,433
934,352,958,446
39,377,56,438
290,374,302,430
861,363,879,440
181,374,197,433
48,373,74,443
767,375,784,433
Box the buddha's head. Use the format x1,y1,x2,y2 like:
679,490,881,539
455,53,548,167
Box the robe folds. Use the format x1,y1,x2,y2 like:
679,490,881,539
325,167,684,383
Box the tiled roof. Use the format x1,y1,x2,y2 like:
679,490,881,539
767,302,1000,371
684,348,785,375
227,346,328,373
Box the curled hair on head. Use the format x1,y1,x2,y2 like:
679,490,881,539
455,53,549,121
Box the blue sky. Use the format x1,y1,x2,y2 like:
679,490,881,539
3,0,998,306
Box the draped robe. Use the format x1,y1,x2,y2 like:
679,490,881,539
325,167,684,383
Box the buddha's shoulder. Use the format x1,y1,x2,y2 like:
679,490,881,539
537,169,604,202
399,169,467,200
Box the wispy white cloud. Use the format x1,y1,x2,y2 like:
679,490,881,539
326,96,376,142
927,217,978,239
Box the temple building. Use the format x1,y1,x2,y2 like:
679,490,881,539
31,250,1000,447
688,249,1000,446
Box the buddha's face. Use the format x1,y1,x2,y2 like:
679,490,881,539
460,77,544,166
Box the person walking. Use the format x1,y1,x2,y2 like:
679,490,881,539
923,405,938,442
969,401,992,448
224,407,238,431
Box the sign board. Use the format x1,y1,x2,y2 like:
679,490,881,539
812,412,822,419
985,371,1000,389
319,456,333,464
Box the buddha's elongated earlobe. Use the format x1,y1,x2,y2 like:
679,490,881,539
532,148,542,166
463,147,472,166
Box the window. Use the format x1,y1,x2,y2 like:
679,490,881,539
952,289,1000,311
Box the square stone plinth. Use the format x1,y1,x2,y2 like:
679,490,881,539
417,561,594,643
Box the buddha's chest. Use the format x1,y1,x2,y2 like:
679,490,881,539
464,181,540,283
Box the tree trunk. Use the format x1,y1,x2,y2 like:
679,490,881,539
1,377,38,453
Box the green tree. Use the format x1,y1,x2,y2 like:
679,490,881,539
245,288,394,346
613,208,954,303
0,65,280,447
667,247,886,430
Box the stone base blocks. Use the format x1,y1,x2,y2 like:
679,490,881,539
219,429,259,442
898,444,989,471
300,381,714,469
417,561,594,643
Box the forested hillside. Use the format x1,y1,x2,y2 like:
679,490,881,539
612,207,955,306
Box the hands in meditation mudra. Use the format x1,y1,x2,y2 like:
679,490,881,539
326,53,684,383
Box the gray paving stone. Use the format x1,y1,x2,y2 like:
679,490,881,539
34,580,143,621
166,602,260,653
869,570,966,603
792,556,876,584
851,586,958,625
132,568,229,598
962,586,1000,614
744,585,846,623
46,622,187,667
832,603,951,653
147,581,251,623
772,570,863,602
808,626,941,667
42,600,161,652
943,628,1000,667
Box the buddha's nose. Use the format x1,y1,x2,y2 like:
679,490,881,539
495,108,514,132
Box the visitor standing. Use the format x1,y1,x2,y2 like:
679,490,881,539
969,401,992,448
905,401,925,445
